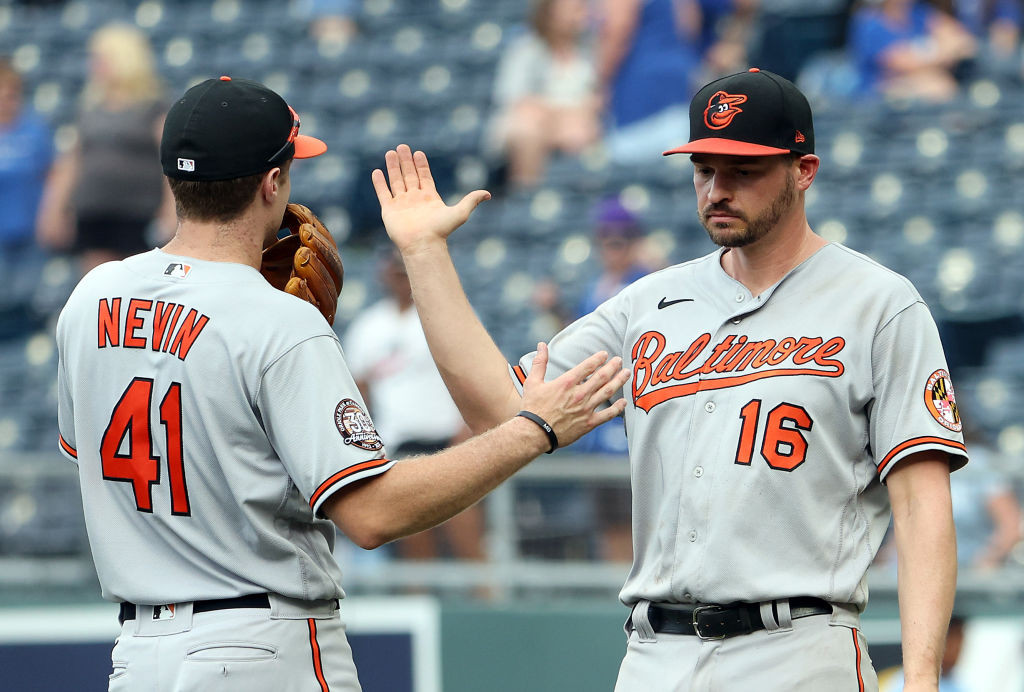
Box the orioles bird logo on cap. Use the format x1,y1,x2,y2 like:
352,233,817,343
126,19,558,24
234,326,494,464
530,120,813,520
704,91,748,130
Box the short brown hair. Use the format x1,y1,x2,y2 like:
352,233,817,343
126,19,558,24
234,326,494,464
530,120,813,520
167,162,288,222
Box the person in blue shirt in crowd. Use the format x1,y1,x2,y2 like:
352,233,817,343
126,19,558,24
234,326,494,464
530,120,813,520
952,0,1021,74
576,198,654,324
0,58,53,263
598,0,701,163
0,57,54,337
572,198,656,562
848,0,976,101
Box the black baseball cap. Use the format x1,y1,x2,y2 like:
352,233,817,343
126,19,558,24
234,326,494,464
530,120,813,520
161,76,326,181
663,68,814,157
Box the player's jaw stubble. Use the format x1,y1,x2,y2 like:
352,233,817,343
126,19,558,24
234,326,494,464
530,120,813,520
698,171,797,249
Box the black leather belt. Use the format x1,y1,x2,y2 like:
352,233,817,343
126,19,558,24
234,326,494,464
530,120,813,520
641,597,832,639
119,593,271,624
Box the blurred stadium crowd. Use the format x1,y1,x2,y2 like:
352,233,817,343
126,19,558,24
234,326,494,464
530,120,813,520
2,0,1024,641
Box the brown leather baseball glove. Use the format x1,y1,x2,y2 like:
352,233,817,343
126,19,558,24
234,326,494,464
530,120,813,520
260,203,344,325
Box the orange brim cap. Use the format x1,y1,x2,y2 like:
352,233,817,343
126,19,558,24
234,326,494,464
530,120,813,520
294,134,327,158
663,137,791,157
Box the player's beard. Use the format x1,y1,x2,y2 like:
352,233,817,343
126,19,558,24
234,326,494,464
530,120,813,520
699,171,797,248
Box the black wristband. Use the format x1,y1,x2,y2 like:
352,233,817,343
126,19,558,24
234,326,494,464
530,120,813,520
516,410,559,454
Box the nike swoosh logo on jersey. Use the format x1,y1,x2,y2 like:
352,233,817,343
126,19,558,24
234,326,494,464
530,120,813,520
658,297,694,309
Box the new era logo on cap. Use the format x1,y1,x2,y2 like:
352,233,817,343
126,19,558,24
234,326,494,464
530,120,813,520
664,68,814,158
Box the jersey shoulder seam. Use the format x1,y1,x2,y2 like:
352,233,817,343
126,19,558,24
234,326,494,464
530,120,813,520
254,333,342,402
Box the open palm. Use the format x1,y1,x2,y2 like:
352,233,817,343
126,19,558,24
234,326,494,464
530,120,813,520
372,144,490,252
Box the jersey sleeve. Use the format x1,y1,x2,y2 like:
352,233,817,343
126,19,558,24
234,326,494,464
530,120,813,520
509,291,629,403
257,335,395,517
869,301,968,481
56,350,78,465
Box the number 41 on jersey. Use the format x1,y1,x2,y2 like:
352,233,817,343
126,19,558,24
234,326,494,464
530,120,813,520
101,377,191,515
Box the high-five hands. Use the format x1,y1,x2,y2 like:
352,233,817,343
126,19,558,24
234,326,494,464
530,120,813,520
520,343,630,450
372,144,491,253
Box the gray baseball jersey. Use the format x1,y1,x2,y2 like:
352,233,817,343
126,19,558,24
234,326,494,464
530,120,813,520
511,243,967,610
56,249,394,605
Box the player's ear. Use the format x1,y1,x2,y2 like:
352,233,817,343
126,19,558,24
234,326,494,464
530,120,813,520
795,154,820,191
259,167,283,203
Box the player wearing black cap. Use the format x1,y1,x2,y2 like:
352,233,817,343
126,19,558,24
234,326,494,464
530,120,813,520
375,68,965,691
56,76,629,691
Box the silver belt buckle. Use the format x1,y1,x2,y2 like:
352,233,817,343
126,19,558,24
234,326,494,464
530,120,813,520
691,605,727,640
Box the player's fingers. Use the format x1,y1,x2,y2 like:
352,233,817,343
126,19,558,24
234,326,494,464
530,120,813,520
413,150,436,193
592,398,628,426
526,342,548,385
384,149,405,194
396,144,419,192
560,350,608,388
583,362,629,403
371,169,393,205
577,356,624,397
453,190,492,224
596,368,631,406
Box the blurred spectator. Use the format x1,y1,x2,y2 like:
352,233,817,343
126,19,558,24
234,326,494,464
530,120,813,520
0,58,53,263
342,251,486,565
577,198,655,318
302,0,359,43
878,615,968,691
0,57,54,339
697,0,759,80
597,0,701,164
485,0,600,188
952,426,1022,571
572,198,652,458
847,0,977,102
530,277,574,339
572,199,655,563
949,0,1021,74
875,422,1022,572
738,0,851,82
36,23,173,274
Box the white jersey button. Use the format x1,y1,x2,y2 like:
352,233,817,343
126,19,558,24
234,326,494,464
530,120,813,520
694,466,704,478
688,530,697,542
732,318,741,324
704,402,716,413
735,294,744,302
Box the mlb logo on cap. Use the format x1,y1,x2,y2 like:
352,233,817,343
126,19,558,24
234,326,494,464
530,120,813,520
177,158,195,172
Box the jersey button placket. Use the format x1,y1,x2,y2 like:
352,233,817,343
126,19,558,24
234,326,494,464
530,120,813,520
703,401,715,413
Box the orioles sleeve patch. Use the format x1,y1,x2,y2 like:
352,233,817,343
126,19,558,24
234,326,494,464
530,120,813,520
334,398,384,451
924,369,962,432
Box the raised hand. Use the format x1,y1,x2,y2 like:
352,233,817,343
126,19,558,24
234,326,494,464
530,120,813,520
372,144,491,253
520,343,630,450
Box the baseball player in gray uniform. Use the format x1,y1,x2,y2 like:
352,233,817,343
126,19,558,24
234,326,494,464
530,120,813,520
373,69,967,691
55,76,629,691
